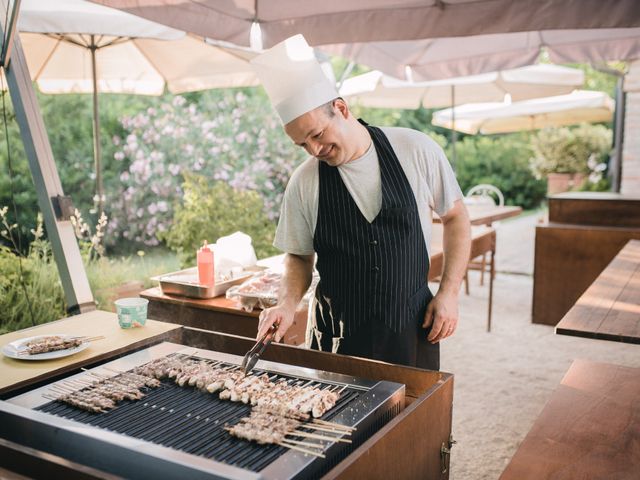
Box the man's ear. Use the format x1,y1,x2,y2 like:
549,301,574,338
334,98,349,119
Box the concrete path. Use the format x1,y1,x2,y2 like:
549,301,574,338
494,211,545,276
436,210,640,480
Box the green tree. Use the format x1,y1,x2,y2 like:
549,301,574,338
452,134,546,209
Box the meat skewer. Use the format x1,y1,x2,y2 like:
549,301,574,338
226,408,351,454
52,354,347,436
19,335,104,355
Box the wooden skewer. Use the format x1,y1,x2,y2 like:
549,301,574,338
338,383,349,393
288,431,352,443
303,423,351,435
81,368,110,379
48,387,73,396
71,335,105,342
63,380,93,389
313,419,356,431
281,438,325,450
46,386,71,394
278,441,326,458
50,383,76,392
101,366,125,374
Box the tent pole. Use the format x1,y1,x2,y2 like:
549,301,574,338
593,64,625,193
1,8,95,314
610,76,625,192
450,85,457,170
90,35,103,214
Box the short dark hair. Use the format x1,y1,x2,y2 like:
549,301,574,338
322,97,344,117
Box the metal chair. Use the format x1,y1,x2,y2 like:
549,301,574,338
465,184,505,207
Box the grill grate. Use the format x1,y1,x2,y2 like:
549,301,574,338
37,359,362,473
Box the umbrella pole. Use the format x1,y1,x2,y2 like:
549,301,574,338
90,35,103,214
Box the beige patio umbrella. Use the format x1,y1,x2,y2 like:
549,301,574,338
432,90,614,134
91,0,640,49
339,64,584,109
15,0,258,213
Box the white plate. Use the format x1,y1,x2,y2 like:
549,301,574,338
2,334,90,361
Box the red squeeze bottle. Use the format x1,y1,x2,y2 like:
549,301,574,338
197,240,214,287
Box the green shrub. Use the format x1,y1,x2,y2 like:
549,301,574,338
449,135,547,210
531,124,612,175
0,212,67,333
0,207,180,333
161,173,279,266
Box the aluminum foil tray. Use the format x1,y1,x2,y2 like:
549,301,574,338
152,266,264,299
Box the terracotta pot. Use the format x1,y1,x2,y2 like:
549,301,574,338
546,173,587,195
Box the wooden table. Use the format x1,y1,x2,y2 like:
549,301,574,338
501,359,640,479
434,205,522,226
555,239,640,344
0,310,180,396
140,287,308,346
431,224,497,331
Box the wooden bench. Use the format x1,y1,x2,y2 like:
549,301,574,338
555,239,640,344
501,359,640,479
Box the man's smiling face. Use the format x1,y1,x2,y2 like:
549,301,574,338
285,99,353,167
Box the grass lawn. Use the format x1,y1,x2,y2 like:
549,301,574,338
0,247,181,334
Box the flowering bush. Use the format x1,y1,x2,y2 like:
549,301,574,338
531,124,612,176
107,90,305,248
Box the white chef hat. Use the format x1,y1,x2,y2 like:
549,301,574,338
250,34,338,125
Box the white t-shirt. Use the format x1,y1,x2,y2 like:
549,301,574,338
274,126,463,256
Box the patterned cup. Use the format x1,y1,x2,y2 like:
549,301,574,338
115,297,149,328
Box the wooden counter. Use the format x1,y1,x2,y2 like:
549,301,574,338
141,287,308,346
501,359,640,479
533,223,640,326
0,310,180,396
533,193,640,326
548,192,640,228
556,239,640,344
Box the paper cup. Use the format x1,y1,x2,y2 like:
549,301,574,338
115,297,148,328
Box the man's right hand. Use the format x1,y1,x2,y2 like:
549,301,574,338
257,304,295,342
257,253,314,343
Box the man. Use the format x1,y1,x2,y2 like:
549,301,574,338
252,35,470,370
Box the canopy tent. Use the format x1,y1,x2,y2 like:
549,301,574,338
90,0,640,49
15,0,258,212
431,90,614,134
324,28,640,81
339,64,584,109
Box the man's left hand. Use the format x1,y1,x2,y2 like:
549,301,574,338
423,290,459,343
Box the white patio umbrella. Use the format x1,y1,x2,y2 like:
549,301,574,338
91,0,640,49
324,28,640,81
15,0,258,212
339,64,584,109
432,90,614,134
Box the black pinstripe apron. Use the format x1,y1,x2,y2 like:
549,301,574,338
309,120,439,370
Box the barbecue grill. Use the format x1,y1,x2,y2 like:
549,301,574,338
1,342,404,480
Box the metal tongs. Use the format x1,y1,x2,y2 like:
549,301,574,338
241,323,278,375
